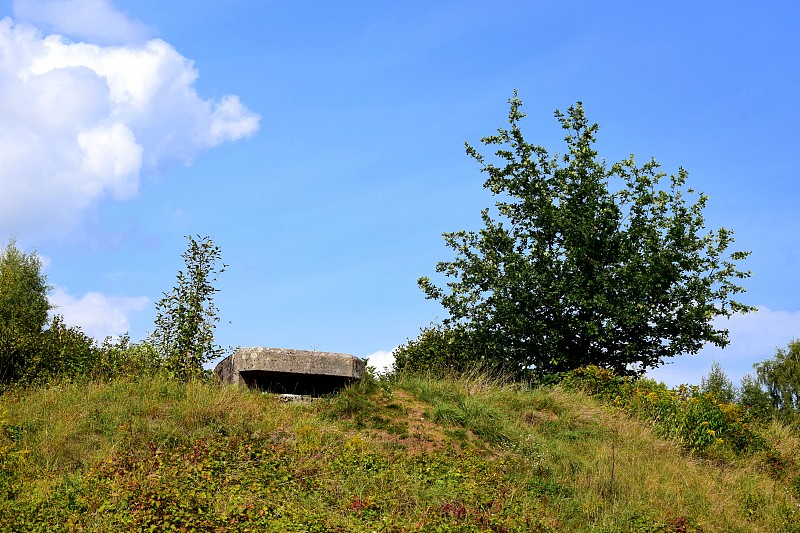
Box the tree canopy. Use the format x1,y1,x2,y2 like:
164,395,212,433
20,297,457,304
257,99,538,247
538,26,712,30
0,239,51,384
418,93,753,376
0,239,50,335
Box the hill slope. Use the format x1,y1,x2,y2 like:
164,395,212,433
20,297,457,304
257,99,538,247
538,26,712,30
1,373,799,532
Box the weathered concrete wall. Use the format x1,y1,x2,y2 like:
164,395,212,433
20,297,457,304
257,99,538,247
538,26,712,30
214,347,365,396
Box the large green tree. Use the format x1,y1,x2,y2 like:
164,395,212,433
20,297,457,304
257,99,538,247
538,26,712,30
419,93,753,376
0,239,51,384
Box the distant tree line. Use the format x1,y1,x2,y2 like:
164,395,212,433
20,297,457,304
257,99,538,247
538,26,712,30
0,235,225,390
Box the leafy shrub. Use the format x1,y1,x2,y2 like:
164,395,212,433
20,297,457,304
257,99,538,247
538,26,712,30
648,386,763,454
88,335,162,381
33,316,98,382
392,323,474,375
393,323,518,377
559,365,631,401
0,316,98,388
563,366,767,455
0,238,161,388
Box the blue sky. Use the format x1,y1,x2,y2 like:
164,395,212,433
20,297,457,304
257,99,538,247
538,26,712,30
1,0,798,387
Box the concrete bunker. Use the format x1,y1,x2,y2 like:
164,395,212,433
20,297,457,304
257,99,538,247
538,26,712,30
214,347,365,397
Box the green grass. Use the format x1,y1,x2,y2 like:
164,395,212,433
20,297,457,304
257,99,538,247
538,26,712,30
1,372,799,531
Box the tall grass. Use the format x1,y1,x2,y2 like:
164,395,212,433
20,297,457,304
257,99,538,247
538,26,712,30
1,370,799,531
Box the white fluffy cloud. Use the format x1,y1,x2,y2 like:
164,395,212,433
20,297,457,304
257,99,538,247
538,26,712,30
363,349,396,375
49,287,149,340
0,12,260,235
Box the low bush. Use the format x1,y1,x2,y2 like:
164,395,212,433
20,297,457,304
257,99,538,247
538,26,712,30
393,323,520,377
563,366,767,456
393,323,472,375
87,335,162,381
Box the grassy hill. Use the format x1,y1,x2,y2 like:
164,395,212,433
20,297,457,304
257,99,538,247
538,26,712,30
1,372,799,532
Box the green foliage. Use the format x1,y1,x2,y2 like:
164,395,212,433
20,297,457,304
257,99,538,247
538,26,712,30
29,316,97,382
563,366,766,456
0,406,27,500
88,335,162,381
0,239,51,385
700,360,736,404
151,235,226,381
0,239,50,335
620,514,706,533
3,373,800,531
0,376,561,531
3,317,160,388
419,93,753,376
0,240,120,386
753,338,800,422
738,373,774,421
392,323,487,375
0,235,221,388
401,376,512,445
560,366,631,402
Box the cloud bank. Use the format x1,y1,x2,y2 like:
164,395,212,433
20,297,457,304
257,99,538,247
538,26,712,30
0,8,260,235
49,287,149,340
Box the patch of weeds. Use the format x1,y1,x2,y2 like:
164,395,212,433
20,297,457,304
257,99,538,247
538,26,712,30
320,370,395,428
0,407,28,501
528,477,572,498
614,513,705,533
431,403,465,427
759,448,793,480
384,420,408,436
524,409,559,425
385,401,406,413
445,428,469,443
406,379,513,447
776,502,800,531
368,414,390,429
348,495,381,520
543,414,608,443
741,489,767,521
322,386,379,426
88,406,117,437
